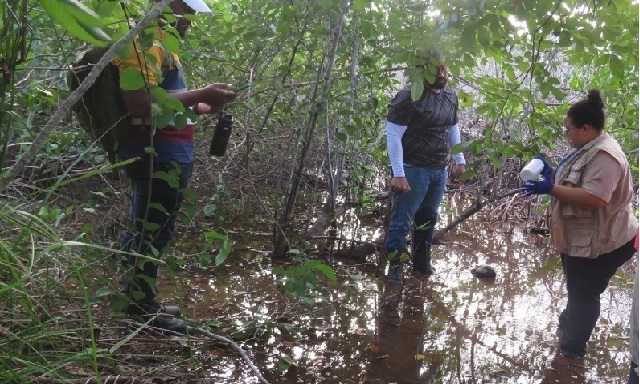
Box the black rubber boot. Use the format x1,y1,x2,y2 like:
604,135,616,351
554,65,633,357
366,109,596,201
126,301,192,334
120,276,182,317
412,230,434,277
125,265,187,332
126,301,182,317
386,249,404,283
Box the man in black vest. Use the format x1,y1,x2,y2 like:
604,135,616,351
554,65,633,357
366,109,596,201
384,52,466,282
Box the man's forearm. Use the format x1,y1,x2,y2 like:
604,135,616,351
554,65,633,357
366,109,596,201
386,121,407,177
449,123,466,165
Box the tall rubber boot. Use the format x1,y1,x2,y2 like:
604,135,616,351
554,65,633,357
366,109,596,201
412,230,434,276
386,249,404,283
125,258,182,318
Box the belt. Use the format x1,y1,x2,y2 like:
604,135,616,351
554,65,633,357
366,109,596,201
130,118,153,126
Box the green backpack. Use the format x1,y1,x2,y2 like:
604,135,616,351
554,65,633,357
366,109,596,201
68,46,130,164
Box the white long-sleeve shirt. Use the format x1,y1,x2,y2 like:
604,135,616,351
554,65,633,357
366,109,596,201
386,120,466,178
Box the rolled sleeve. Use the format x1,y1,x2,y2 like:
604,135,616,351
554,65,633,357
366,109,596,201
581,151,621,203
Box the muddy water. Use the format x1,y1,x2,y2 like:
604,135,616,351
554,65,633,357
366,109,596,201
159,204,636,383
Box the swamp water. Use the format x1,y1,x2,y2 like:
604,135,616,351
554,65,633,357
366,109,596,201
157,206,636,384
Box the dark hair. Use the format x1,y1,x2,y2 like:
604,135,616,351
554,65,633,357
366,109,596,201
566,89,606,131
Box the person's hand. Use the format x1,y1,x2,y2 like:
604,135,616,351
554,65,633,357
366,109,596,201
533,155,554,179
521,168,554,196
390,177,411,194
451,164,465,180
198,83,237,114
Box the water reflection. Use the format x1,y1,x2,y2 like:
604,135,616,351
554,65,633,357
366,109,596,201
158,202,634,383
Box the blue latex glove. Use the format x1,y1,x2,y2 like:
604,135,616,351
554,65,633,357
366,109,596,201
521,166,554,195
533,155,554,177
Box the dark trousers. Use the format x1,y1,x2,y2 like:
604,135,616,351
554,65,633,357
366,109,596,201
558,237,636,358
122,157,193,303
630,361,639,384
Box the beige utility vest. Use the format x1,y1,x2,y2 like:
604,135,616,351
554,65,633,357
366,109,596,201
550,133,638,258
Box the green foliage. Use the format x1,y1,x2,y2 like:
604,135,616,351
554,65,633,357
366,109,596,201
0,202,109,381
273,255,337,306
40,0,111,46
202,229,232,267
386,249,409,263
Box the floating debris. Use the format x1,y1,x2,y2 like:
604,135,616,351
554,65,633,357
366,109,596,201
471,265,496,279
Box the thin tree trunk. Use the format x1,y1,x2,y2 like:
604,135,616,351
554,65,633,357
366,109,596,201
318,13,360,254
272,0,350,258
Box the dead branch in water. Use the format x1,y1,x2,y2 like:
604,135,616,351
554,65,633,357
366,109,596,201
434,188,522,242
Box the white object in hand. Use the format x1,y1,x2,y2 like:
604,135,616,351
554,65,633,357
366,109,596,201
519,158,544,182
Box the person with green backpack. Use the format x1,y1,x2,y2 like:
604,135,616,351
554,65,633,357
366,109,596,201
116,0,236,333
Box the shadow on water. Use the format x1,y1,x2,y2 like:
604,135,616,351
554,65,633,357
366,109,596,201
159,197,636,383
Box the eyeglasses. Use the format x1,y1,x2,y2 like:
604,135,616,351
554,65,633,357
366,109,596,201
564,124,583,133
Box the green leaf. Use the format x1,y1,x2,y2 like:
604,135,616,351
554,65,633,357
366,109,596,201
94,287,112,298
205,230,227,241
182,186,196,199
410,79,424,101
94,0,118,18
40,0,111,46
344,124,356,135
551,87,565,101
120,67,147,90
203,203,217,216
163,97,186,112
154,106,176,128
313,263,337,281
153,171,179,188
150,86,168,101
353,0,370,11
476,103,493,116
42,0,102,26
175,113,188,130
160,33,182,54
110,294,129,314
609,55,624,79
215,250,230,266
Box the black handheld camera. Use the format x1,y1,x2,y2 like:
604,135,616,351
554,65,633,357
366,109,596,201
209,113,233,157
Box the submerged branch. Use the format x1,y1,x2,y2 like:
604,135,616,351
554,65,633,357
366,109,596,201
307,235,380,246
191,327,269,384
111,319,270,384
434,188,522,242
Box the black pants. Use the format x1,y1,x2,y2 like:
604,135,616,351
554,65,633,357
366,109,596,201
558,237,636,359
630,361,639,384
122,158,193,303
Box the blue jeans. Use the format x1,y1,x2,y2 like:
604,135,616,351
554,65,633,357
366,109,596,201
121,156,193,303
385,164,447,256
558,237,636,359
